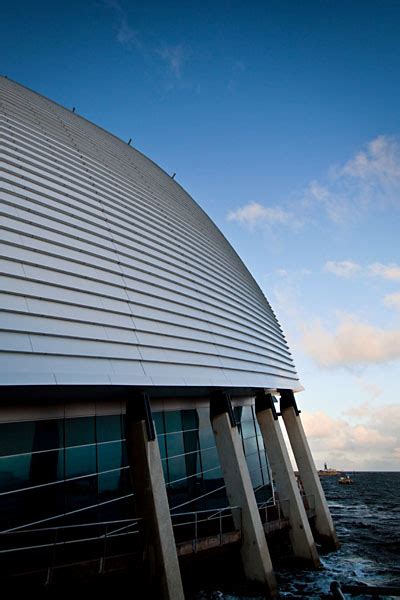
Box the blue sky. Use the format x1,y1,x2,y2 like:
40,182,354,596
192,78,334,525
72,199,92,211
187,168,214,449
2,0,399,469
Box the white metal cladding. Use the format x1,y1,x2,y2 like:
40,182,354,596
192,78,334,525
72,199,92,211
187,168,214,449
0,77,301,390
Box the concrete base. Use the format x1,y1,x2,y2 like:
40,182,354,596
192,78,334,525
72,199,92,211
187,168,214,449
255,394,320,567
211,397,277,598
280,394,340,551
126,399,185,600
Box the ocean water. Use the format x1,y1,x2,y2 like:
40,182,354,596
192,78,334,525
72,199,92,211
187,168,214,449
193,472,400,599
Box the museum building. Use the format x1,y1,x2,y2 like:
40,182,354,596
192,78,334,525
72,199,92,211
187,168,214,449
0,77,338,598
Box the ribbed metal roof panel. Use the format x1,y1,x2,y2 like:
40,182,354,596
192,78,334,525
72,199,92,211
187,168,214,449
0,77,301,390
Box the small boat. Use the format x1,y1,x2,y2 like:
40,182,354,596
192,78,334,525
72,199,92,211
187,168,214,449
338,475,353,485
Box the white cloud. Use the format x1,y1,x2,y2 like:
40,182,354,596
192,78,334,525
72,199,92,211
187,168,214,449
302,315,400,367
369,262,400,281
324,260,362,278
228,136,400,234
307,135,400,224
341,135,400,185
384,291,400,311
227,202,296,229
301,403,400,470
323,260,400,282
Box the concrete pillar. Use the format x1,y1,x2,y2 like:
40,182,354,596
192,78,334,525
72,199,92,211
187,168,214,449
279,389,340,550
125,393,185,600
255,392,320,567
210,392,277,598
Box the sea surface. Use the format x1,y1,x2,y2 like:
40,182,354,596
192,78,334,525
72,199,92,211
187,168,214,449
193,472,400,599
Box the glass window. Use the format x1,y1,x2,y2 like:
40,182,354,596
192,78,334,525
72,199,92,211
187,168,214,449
65,476,97,516
65,417,95,447
0,454,31,493
164,411,182,434
244,436,258,457
167,454,186,485
157,433,167,460
98,440,122,473
96,415,122,443
198,426,215,451
30,449,64,485
240,416,256,439
65,445,96,478
98,470,122,499
0,421,35,456
246,453,262,488
181,409,198,431
200,446,220,476
165,431,184,459
153,412,165,435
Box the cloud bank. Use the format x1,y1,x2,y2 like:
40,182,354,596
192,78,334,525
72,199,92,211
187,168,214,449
302,316,400,367
228,135,400,231
324,260,400,282
301,403,400,471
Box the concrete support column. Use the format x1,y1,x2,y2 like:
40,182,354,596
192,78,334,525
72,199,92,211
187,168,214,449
210,392,277,598
279,389,340,550
125,392,185,600
255,392,320,567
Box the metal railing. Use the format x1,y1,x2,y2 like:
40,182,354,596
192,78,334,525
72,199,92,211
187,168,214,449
171,506,242,552
0,518,144,583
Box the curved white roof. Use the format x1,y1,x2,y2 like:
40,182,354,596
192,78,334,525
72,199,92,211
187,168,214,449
0,77,301,391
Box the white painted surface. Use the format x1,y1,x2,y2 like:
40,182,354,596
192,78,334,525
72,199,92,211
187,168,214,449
0,77,301,390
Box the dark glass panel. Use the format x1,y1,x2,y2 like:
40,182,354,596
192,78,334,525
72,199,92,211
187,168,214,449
198,426,216,451
260,452,270,485
167,454,186,484
96,415,121,443
243,436,258,457
65,446,96,478
234,406,243,430
30,449,64,486
0,455,31,493
182,410,200,484
65,475,97,517
98,440,122,473
157,435,167,460
246,453,263,488
0,422,35,456
121,441,128,468
181,409,198,432
240,412,256,439
165,431,184,458
32,419,63,452
65,417,95,447
152,412,165,435
161,456,169,482
200,446,220,477
164,411,182,433
98,470,121,500
196,407,210,430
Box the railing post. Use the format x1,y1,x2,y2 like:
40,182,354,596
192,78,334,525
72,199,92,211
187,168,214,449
219,509,223,545
99,524,108,574
45,528,58,586
194,512,198,553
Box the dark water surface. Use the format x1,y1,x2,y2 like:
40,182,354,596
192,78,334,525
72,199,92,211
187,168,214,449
193,472,400,599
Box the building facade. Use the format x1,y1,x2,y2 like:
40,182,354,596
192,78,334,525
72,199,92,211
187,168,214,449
0,77,337,597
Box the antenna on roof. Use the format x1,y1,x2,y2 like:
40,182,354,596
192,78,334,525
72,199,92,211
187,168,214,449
128,138,132,145
72,107,76,113
171,173,176,179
